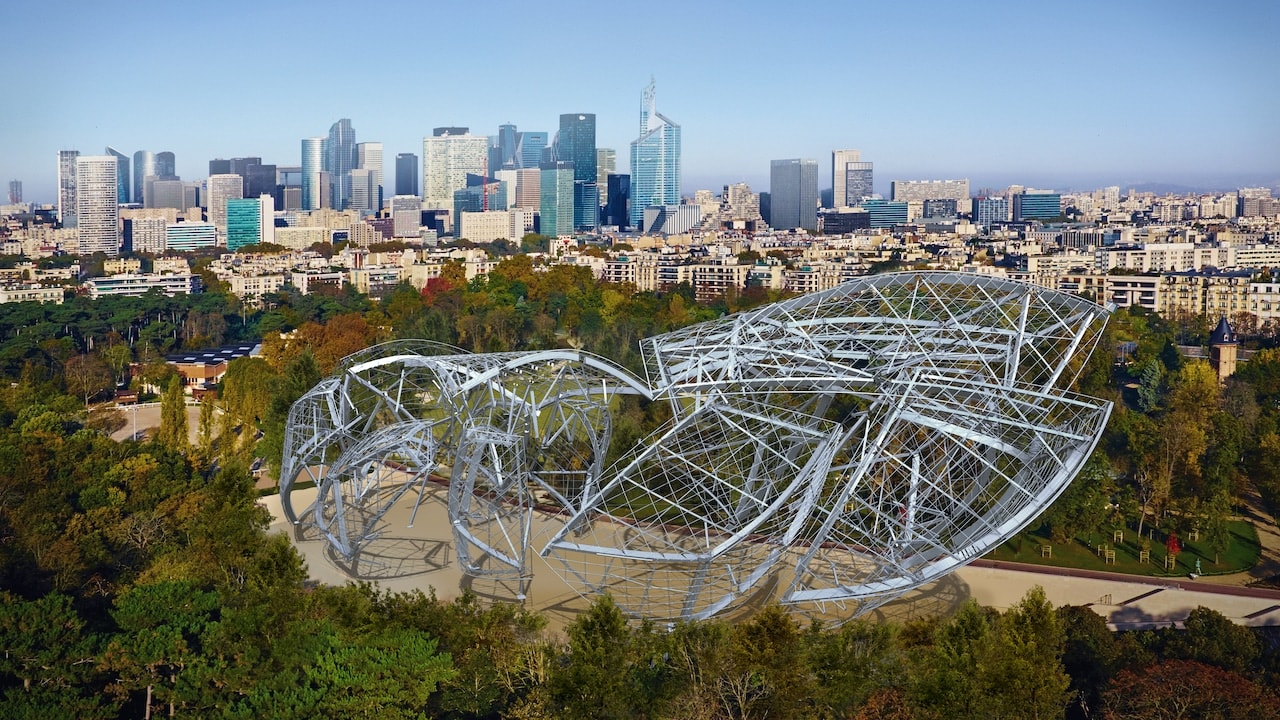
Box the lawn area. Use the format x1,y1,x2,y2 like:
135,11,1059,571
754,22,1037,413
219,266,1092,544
986,519,1262,577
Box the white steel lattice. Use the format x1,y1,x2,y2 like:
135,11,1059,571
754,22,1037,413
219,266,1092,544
280,272,1112,621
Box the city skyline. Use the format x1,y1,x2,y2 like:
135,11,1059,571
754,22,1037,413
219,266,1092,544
2,0,1278,203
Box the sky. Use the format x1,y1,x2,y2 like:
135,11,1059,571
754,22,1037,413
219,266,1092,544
2,0,1278,204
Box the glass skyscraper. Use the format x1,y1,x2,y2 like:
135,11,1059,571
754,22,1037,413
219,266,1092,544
301,138,324,211
226,195,274,250
155,151,176,179
396,153,418,197
558,113,597,230
132,150,155,207
105,146,131,204
57,150,79,228
518,132,548,170
769,158,818,231
326,118,356,209
540,161,574,238
628,80,681,229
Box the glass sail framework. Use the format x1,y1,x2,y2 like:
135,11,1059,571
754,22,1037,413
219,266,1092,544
281,272,1112,621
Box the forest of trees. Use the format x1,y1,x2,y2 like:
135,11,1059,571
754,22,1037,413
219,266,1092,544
3,260,1280,716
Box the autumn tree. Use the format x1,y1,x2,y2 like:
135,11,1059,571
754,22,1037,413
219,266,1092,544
64,353,113,406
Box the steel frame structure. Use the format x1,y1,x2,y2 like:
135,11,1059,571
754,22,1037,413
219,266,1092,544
281,272,1113,621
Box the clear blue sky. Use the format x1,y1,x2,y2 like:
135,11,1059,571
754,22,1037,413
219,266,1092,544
2,0,1277,203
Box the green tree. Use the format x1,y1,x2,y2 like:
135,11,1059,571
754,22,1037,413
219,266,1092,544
1200,490,1233,564
154,375,188,454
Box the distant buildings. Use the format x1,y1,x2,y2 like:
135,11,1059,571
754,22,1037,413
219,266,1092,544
832,149,873,207
227,195,275,250
518,132,548,169
132,150,154,203
540,161,574,238
1013,191,1062,221
559,113,598,231
326,118,356,210
770,158,818,231
207,174,244,242
6,180,20,205
75,155,120,256
422,129,488,214
974,197,1010,226
628,80,681,229
105,146,131,204
395,153,418,197
301,138,324,211
356,142,383,211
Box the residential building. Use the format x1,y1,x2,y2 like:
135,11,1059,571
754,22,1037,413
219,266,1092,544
770,158,818,231
642,205,701,235
0,285,63,304
85,273,201,298
458,211,514,243
395,153,418,197
540,161,574,238
76,155,120,256
628,80,681,229
832,149,873,207
58,150,79,228
132,217,168,254
391,196,421,238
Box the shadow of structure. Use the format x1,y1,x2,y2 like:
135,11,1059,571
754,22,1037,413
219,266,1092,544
863,573,972,625
327,536,453,581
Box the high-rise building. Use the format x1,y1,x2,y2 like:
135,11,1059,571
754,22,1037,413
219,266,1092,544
131,217,168,254
890,179,970,203
395,153,418,197
973,197,1010,226
76,155,120,256
453,174,508,221
58,150,80,228
770,159,818,231
391,196,421,238
301,138,324,211
422,130,488,210
596,148,616,181
859,199,909,228
497,124,519,170
6,180,20,204
207,174,244,242
226,195,275,250
350,168,377,212
1013,192,1062,221
209,159,233,176
515,168,540,208
155,151,176,179
146,179,185,210
627,80,681,228
132,150,155,204
493,169,519,209
326,118,356,209
605,174,630,228
831,149,873,207
558,113,597,230
540,161,574,238
105,146,131,204
356,142,383,210
518,132,548,170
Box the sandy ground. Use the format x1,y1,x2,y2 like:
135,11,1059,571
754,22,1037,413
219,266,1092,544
260,482,1280,634
110,404,204,445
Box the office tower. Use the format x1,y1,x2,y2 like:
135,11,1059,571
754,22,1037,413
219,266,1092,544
973,197,1010,226
76,155,120,256
922,199,959,218
356,142,383,210
518,132,548,169
627,80,681,228
182,182,201,213
207,174,244,241
226,195,275,250
165,222,217,251
326,118,356,209
1012,191,1062,221
155,151,176,178
301,138,324,210
147,179,185,210
209,159,232,176
540,161,574,238
244,163,277,200
350,168,377,212
494,169,519,209
105,146,131,204
515,168,540,208
58,150,81,228
395,153,418,196
890,179,970,203
6,180,20,204
132,150,155,203
558,113,597,230
831,149,873,207
597,148,616,180
453,174,508,222
859,199,909,228
391,196,421,238
606,174,630,228
433,126,469,137
770,158,818,230
422,130,488,209
497,124,518,170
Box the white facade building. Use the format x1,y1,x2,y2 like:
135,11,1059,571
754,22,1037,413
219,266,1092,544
76,155,120,256
422,132,488,210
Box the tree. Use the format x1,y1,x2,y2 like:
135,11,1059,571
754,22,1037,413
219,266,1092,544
154,375,188,453
1200,490,1233,564
1101,660,1280,719
64,353,113,406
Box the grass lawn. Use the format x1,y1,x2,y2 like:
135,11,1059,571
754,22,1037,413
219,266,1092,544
986,519,1262,577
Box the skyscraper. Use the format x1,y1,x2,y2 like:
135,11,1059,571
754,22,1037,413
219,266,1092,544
326,118,356,209
422,130,488,210
517,132,548,169
832,149,873,207
6,180,20,204
105,146,131,204
132,150,155,205
209,159,232,176
301,138,324,211
350,168,377,212
770,159,818,230
76,155,120,256
497,124,518,170
226,195,275,250
540,161,574,238
558,113,597,230
207,174,244,242
57,150,80,228
155,151,176,179
395,153,418,197
356,142,383,210
606,174,630,228
628,80,681,228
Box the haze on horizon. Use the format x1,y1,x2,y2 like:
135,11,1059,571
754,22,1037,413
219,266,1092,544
2,0,1277,202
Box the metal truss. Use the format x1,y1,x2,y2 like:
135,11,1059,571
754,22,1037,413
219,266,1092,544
281,272,1113,621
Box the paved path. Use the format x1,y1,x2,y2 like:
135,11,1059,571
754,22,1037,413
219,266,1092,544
1190,484,1280,588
